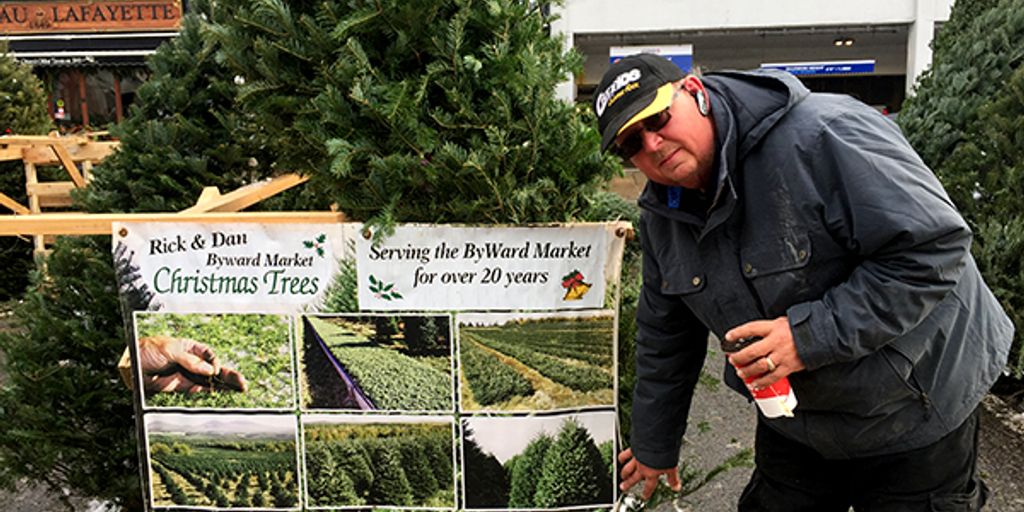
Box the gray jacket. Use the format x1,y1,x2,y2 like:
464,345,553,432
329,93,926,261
631,69,1014,468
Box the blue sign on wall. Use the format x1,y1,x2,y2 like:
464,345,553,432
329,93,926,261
610,45,693,73
760,59,875,76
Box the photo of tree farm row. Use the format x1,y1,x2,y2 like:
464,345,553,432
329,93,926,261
146,413,299,509
458,311,615,411
135,312,296,410
302,416,455,509
463,412,616,510
299,315,453,412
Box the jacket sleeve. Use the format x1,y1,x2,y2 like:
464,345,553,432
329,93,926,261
787,106,972,370
631,226,709,469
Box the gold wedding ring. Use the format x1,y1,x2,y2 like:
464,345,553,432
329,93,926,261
765,355,777,373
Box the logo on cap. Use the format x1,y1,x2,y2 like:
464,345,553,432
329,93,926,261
595,68,641,118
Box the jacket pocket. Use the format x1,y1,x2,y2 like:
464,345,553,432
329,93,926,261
789,351,917,415
880,344,927,400
740,232,814,315
740,231,812,277
929,478,985,511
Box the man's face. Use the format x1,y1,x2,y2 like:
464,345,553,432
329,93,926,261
616,78,716,191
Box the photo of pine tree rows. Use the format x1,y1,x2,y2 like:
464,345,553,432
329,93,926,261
458,312,615,411
146,414,299,509
136,313,296,409
299,315,453,411
462,412,615,510
302,416,455,508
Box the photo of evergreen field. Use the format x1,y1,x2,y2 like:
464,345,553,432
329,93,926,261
136,313,295,409
146,413,300,509
458,312,615,411
462,412,615,510
299,315,453,412
302,416,455,509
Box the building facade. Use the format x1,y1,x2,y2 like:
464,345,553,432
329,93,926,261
1,0,183,130
552,0,954,111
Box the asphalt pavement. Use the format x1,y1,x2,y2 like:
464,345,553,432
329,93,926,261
646,336,1024,512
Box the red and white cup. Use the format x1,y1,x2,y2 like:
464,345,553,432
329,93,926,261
741,373,797,418
722,336,797,418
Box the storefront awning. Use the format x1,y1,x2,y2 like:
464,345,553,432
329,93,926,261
2,31,177,67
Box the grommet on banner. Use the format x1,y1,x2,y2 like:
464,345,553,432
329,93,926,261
362,228,372,240
118,227,129,237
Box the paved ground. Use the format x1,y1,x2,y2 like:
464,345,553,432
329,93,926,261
647,337,1024,512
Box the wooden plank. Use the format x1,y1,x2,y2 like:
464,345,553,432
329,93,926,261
118,347,134,390
0,145,24,161
181,173,309,214
28,182,76,208
82,161,94,182
0,211,348,236
22,141,118,164
0,192,30,215
49,144,87,187
194,186,222,208
25,162,43,252
24,163,40,214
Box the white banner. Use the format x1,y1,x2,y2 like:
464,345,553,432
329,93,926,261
113,222,356,313
356,225,614,311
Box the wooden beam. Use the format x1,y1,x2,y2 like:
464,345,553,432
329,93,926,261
0,144,23,161
193,186,222,208
0,211,347,236
181,173,310,214
0,192,30,215
21,141,118,164
49,144,87,187
27,181,77,208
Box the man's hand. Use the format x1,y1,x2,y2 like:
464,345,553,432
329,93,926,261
618,448,681,500
724,316,805,390
138,335,247,393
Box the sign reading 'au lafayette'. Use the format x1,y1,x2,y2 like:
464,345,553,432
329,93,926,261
0,0,182,34
357,225,612,310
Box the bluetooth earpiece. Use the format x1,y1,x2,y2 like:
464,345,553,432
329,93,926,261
694,90,709,116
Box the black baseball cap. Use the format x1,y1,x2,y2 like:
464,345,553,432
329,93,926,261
593,53,686,152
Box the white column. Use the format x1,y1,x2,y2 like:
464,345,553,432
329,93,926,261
550,3,577,102
906,0,936,95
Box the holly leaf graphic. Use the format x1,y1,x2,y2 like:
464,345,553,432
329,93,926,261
316,247,324,257
303,240,314,248
370,275,380,286
316,233,326,243
391,292,403,299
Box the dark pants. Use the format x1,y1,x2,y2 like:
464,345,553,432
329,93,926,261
738,408,987,512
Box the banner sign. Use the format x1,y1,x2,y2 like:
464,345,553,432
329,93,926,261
760,59,876,76
610,44,693,72
116,222,628,511
356,225,613,311
114,222,355,313
0,0,183,34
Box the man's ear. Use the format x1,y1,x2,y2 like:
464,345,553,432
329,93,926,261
680,75,704,95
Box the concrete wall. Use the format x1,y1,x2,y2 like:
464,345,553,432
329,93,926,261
557,0,951,33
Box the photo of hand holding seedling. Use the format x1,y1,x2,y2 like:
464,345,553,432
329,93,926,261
138,335,248,394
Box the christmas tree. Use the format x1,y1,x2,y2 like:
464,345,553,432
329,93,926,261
0,2,305,507
0,41,51,300
533,418,607,507
209,0,618,233
0,41,49,136
899,0,1024,377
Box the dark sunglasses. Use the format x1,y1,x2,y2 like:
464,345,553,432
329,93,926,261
612,107,672,160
